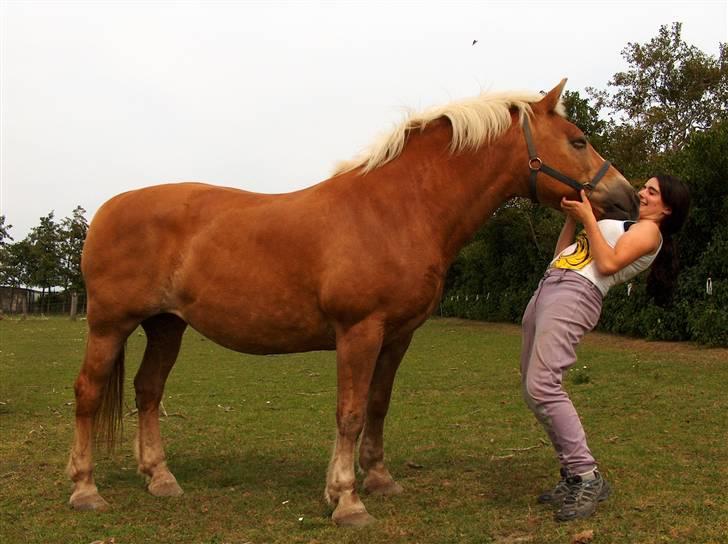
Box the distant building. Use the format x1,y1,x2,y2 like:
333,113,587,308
0,286,41,313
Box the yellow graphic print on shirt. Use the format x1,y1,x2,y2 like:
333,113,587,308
554,231,593,270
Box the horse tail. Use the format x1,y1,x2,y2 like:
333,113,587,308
94,343,126,451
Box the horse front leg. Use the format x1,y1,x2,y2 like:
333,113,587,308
325,318,383,527
359,332,412,496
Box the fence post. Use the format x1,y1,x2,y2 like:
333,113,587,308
70,291,78,321
21,292,28,320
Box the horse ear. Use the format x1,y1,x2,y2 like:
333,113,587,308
537,78,568,112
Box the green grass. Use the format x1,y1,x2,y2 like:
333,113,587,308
1,317,727,543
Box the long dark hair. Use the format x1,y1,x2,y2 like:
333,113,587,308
646,174,691,305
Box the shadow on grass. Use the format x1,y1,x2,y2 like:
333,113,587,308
99,446,547,510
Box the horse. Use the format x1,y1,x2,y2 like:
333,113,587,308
67,79,639,526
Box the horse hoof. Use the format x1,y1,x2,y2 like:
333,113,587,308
148,477,184,497
69,491,110,511
364,478,403,497
332,507,376,527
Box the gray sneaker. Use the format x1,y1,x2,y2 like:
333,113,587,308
555,470,611,522
537,467,570,505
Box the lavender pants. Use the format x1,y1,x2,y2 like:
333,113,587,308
521,268,603,475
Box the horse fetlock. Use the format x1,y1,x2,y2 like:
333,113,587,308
325,475,356,505
66,453,96,489
137,459,166,480
326,459,357,502
65,453,83,481
137,457,173,481
134,437,168,477
324,483,342,505
363,468,403,496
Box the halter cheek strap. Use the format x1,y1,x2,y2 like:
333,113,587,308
523,116,611,203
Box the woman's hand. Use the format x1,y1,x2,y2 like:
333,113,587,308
560,190,596,226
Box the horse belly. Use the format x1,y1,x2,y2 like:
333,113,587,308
179,297,335,355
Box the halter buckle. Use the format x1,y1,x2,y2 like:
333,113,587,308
528,157,543,171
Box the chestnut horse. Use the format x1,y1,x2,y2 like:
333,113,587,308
67,80,638,525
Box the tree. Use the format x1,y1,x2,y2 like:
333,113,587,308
0,215,12,247
562,90,608,151
59,206,88,293
0,214,15,292
0,216,10,314
0,238,31,287
0,208,88,316
0,239,32,316
589,22,728,156
27,212,62,313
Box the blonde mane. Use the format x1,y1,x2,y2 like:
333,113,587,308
334,90,565,175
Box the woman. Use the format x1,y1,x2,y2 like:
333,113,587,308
521,174,690,522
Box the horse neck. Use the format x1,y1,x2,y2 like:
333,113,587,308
370,120,525,266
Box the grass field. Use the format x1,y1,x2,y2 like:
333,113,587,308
1,317,727,544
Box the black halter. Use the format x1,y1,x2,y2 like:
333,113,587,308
522,115,611,203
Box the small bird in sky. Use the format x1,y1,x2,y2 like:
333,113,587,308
472,39,478,46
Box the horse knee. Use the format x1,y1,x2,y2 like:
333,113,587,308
337,411,366,437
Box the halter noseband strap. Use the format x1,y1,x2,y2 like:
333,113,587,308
522,115,611,203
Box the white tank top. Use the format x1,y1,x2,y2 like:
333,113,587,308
550,219,662,297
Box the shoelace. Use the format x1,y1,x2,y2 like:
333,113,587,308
563,477,600,506
553,479,571,496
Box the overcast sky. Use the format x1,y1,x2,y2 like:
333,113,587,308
1,0,726,239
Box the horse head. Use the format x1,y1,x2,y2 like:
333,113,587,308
525,79,638,221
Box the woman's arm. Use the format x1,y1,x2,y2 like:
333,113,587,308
554,215,578,258
560,190,662,275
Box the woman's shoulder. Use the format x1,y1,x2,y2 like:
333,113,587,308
625,220,662,251
630,220,661,235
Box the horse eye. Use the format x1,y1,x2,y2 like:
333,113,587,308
571,138,587,150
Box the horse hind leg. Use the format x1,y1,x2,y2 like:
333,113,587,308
359,332,412,496
134,313,187,497
67,325,133,510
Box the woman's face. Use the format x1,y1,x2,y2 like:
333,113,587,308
638,177,672,222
